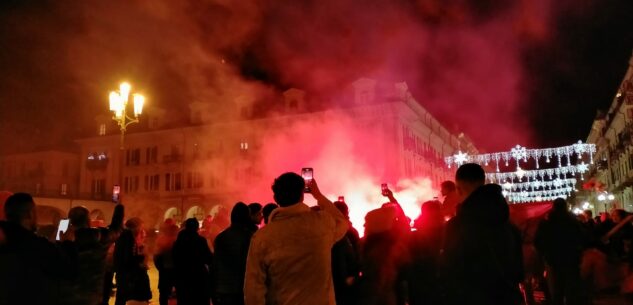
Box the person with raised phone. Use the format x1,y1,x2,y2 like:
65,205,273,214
244,171,348,305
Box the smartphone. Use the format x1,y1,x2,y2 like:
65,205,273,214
56,218,70,241
381,183,389,196
301,168,314,193
338,196,345,203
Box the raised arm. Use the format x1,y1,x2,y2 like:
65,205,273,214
308,179,347,242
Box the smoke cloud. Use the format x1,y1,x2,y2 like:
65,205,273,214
4,0,627,228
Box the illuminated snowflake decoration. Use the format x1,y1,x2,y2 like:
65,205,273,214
577,162,589,173
454,151,469,166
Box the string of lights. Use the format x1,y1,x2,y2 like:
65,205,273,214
445,141,596,172
501,178,577,192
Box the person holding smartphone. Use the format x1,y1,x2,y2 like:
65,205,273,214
244,172,348,305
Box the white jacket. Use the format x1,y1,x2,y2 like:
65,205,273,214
244,199,348,305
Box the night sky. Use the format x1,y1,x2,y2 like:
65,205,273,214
0,0,632,155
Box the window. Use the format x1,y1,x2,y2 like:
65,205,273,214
194,172,203,188
240,141,249,151
91,179,106,198
124,177,130,192
99,124,106,136
61,184,68,196
165,173,182,191
151,147,158,163
146,146,158,164
175,173,182,190
144,175,149,191
152,175,159,191
186,171,204,189
131,149,141,166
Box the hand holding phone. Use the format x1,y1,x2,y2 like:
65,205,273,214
381,183,391,197
307,178,325,201
56,219,70,241
301,168,314,193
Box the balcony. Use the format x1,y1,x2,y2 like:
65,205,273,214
86,158,109,171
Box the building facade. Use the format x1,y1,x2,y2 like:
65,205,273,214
71,78,477,229
585,52,633,212
0,150,80,198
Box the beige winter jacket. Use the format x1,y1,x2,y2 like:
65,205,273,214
244,199,348,305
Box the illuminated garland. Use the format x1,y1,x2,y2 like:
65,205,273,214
507,194,568,204
445,141,596,172
503,187,573,198
502,178,577,192
444,141,594,203
486,164,589,182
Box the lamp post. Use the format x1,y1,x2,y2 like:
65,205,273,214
109,82,145,203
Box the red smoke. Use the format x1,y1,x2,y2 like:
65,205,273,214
230,114,437,234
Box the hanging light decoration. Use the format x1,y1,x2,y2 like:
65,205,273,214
444,141,595,204
445,141,596,170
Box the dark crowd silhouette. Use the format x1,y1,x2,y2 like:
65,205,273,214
1,163,632,305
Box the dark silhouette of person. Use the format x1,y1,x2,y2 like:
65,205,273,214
113,217,151,305
407,200,444,305
173,217,213,305
534,198,587,305
244,173,347,305
608,209,633,261
212,202,254,305
442,163,524,305
248,203,263,230
331,201,360,305
357,189,410,305
358,208,409,305
0,193,75,305
262,203,278,225
60,205,124,305
154,219,179,305
102,203,125,305
334,201,361,255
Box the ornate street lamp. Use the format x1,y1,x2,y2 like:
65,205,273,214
109,82,145,202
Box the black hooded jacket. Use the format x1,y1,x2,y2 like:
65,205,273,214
442,184,524,305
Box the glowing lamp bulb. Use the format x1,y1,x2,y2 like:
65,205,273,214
109,91,121,111
120,82,131,102
608,194,615,201
133,94,145,116
598,194,606,201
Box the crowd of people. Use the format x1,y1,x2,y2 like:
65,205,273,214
1,163,633,305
